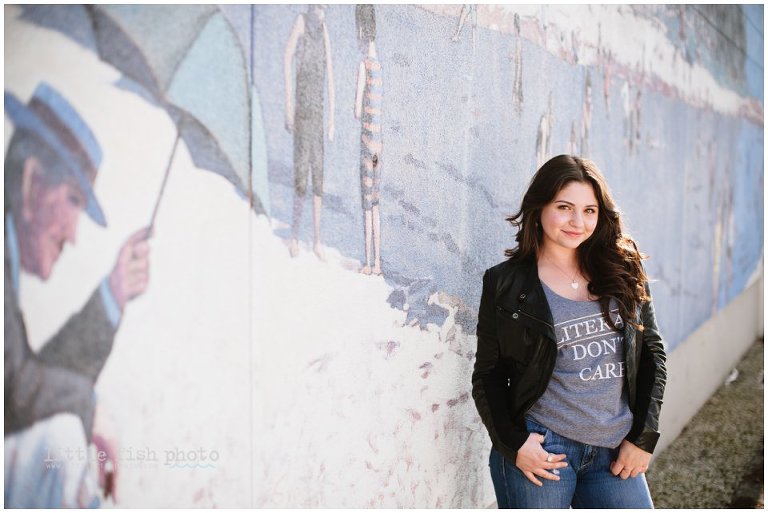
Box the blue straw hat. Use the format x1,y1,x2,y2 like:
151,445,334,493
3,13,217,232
5,82,106,226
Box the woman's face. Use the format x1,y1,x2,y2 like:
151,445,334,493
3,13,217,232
539,180,599,252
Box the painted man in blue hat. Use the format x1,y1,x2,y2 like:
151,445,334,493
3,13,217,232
4,83,151,507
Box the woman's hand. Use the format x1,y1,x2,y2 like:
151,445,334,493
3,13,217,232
515,432,568,486
611,439,651,479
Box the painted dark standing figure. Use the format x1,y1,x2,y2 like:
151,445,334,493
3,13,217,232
355,4,382,276
570,30,579,64
621,80,632,154
580,72,592,157
284,4,336,260
603,49,613,117
632,45,646,153
535,92,554,169
633,88,642,150
569,120,578,156
511,13,524,114
451,4,477,49
597,23,611,116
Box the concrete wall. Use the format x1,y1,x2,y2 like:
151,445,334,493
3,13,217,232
656,267,763,455
4,4,763,508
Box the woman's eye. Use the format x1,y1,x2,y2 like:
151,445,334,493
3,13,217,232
68,193,84,208
585,208,596,214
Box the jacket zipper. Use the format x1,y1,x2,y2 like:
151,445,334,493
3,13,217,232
516,308,553,330
497,305,551,328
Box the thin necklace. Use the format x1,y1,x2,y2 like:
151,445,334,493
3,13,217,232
545,254,581,290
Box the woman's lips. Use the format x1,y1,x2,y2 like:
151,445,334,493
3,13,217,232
563,230,582,237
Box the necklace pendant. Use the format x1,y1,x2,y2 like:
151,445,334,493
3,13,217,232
571,281,579,290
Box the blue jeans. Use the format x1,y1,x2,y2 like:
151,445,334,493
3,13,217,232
489,418,653,509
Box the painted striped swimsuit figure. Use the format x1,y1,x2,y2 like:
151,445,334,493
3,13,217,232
360,55,382,211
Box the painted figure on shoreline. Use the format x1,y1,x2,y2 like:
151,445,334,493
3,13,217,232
625,83,642,155
569,120,578,156
580,72,592,157
4,82,152,507
535,92,554,169
621,80,632,153
510,13,524,114
451,4,477,50
354,4,383,276
283,4,336,260
597,24,612,116
632,87,642,152
603,49,614,117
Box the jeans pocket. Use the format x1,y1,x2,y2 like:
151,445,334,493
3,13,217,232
525,417,550,440
541,429,566,455
543,439,566,456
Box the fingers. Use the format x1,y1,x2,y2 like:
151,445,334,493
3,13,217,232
546,453,567,463
523,470,543,487
611,461,646,480
614,439,652,479
516,432,569,488
523,453,567,486
122,249,150,284
522,458,566,487
125,255,150,282
611,463,628,480
110,227,153,309
120,236,150,266
127,241,150,264
125,247,149,274
541,455,568,471
533,467,562,482
126,271,150,298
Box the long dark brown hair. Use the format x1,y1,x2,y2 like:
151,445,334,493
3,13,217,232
505,154,650,329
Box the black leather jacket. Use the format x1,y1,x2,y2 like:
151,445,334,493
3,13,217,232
472,257,667,462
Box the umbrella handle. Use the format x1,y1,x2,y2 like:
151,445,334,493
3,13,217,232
147,132,181,236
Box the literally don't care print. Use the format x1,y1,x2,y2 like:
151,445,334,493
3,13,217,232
556,308,626,382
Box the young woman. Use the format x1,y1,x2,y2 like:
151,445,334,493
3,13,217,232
472,155,666,508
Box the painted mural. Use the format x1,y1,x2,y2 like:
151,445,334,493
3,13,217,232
4,4,763,508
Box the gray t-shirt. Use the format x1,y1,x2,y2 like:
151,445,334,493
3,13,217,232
527,282,633,448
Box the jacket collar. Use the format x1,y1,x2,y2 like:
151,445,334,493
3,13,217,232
496,256,644,346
